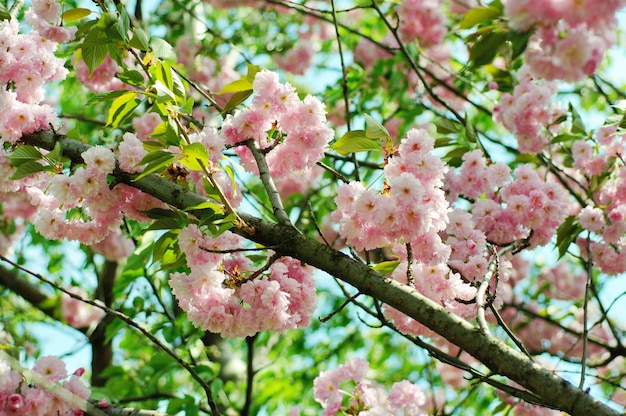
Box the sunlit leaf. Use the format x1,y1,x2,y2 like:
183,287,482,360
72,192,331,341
364,114,390,139
61,8,91,23
331,130,381,155
459,7,501,29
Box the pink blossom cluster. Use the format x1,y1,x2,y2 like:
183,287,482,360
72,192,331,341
446,152,571,247
74,55,124,93
61,287,106,329
493,66,565,153
539,262,586,300
332,128,449,254
574,149,626,275
169,224,317,338
503,301,612,359
0,150,37,255
0,8,70,144
1,142,164,255
312,358,428,416
397,0,447,48
25,0,78,44
503,0,625,81
332,129,481,334
222,70,334,178
31,146,149,249
0,355,90,416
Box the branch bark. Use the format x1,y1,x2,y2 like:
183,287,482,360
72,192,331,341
21,131,621,416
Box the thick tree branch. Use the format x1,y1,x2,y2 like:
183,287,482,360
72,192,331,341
21,130,620,416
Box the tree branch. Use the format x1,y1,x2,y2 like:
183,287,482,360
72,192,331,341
20,130,620,416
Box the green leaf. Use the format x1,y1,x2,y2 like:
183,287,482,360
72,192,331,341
7,146,43,167
118,70,145,87
469,30,508,68
184,201,222,214
555,215,582,259
10,161,52,180
47,141,65,164
371,260,400,275
129,27,150,50
465,117,478,143
246,63,262,83
217,78,253,95
147,218,183,231
152,80,176,103
459,7,501,29
331,130,381,155
364,114,390,139
81,28,110,75
141,207,181,219
155,62,186,102
179,142,209,172
569,103,586,135
0,3,10,21
152,231,177,264
117,6,130,41
434,118,462,134
86,90,130,105
150,38,174,59
508,29,533,60
61,8,91,23
133,150,175,181
221,90,253,115
106,92,139,127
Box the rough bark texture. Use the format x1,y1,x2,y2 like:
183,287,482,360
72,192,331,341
21,131,621,416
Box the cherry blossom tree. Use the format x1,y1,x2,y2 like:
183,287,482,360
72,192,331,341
1,0,626,415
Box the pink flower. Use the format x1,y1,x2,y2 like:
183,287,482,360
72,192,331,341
118,132,148,173
82,146,116,175
32,356,67,382
578,206,605,233
388,380,427,415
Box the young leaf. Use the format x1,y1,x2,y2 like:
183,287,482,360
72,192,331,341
150,38,174,59
555,215,582,259
7,146,43,167
10,161,52,180
221,90,254,115
217,79,253,95
371,260,400,275
0,3,10,21
245,63,262,83
118,70,145,87
133,151,175,181
61,8,91,23
435,118,462,134
459,7,501,29
469,30,508,68
364,114,390,139
180,142,209,171
569,103,586,135
106,92,139,127
129,27,150,50
86,90,130,105
81,28,110,74
331,130,381,155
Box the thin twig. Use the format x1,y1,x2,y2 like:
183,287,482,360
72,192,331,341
241,335,257,416
244,139,291,225
579,235,592,389
0,255,223,416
